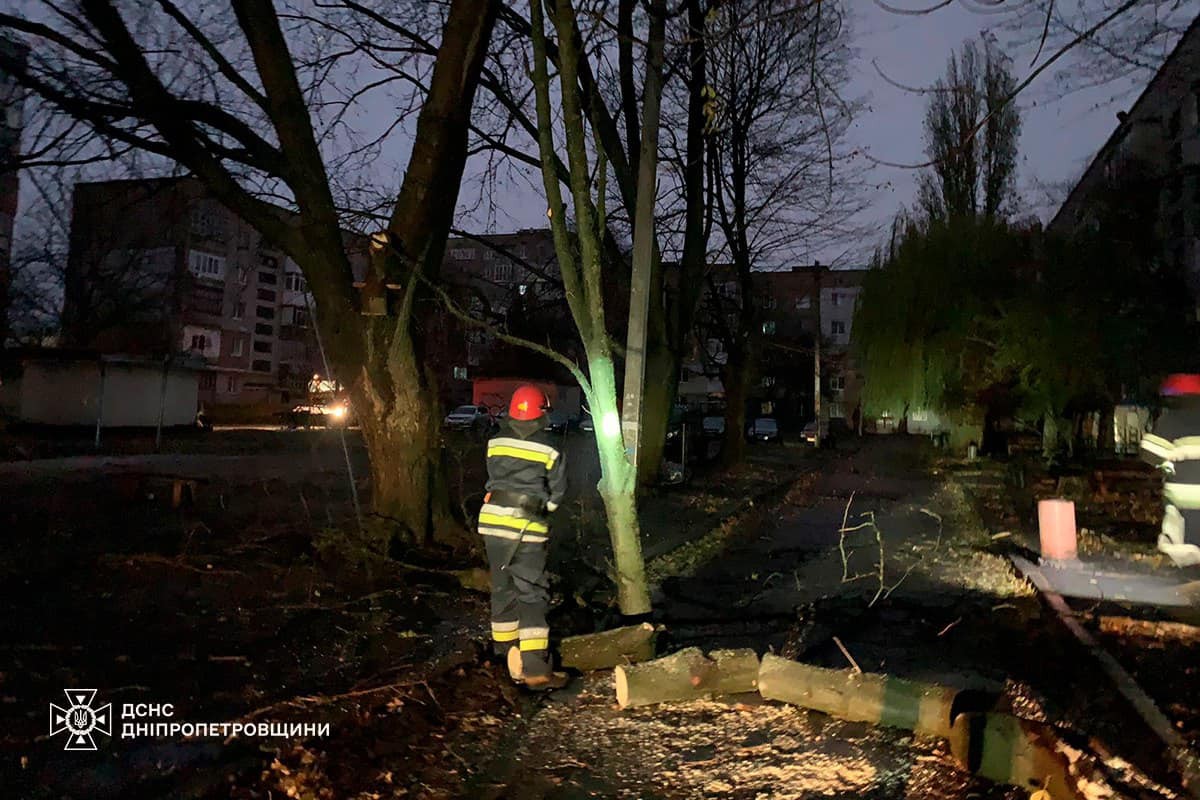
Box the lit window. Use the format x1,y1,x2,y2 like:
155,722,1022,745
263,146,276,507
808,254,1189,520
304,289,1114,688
453,366,468,380
762,321,776,336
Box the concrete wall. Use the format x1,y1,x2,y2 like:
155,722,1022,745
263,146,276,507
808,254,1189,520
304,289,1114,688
16,360,198,427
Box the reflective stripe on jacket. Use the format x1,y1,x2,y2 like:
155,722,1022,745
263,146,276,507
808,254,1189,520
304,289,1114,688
479,417,566,539
1141,400,1200,509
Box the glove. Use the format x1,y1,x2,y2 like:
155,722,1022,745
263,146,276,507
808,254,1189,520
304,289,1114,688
546,501,559,513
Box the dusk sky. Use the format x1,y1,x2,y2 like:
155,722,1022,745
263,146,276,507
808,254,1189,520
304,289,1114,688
9,2,1190,267
450,3,1189,266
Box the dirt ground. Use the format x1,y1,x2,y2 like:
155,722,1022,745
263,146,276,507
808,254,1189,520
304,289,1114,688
2,431,1196,799
0,427,812,799
949,452,1200,755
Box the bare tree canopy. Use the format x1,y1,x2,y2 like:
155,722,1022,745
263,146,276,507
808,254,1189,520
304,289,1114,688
1,0,499,548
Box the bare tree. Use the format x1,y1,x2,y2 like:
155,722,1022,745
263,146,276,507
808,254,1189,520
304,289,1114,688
1,0,497,548
917,38,1021,222
525,0,671,615
704,0,860,465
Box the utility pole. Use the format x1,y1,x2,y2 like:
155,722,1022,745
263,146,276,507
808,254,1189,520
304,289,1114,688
619,0,666,476
812,261,824,447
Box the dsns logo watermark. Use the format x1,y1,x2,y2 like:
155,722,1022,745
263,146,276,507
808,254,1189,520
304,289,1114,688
49,690,112,751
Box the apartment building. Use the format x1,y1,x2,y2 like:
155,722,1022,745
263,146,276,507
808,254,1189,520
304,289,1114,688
435,227,573,406
1050,15,1200,292
64,176,365,407
685,262,867,425
755,266,866,422
0,36,27,345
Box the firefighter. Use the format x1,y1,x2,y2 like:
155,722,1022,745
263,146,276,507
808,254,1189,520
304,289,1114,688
479,385,569,689
1140,374,1200,567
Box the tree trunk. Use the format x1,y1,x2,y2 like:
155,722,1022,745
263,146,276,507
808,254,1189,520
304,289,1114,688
636,340,679,486
559,622,659,671
721,346,750,467
587,356,652,615
633,0,709,487
757,654,963,740
353,328,462,550
615,647,760,708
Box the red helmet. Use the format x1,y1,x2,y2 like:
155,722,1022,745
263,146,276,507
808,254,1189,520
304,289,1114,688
509,385,549,421
1161,374,1200,396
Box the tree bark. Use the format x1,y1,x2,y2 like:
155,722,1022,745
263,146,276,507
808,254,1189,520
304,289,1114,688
592,357,652,615
634,0,708,488
615,647,760,708
636,341,678,485
351,0,497,546
720,343,751,467
757,654,961,740
529,0,653,615
559,622,659,671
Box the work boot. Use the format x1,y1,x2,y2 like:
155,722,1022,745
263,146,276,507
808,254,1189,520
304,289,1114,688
506,646,524,684
521,671,569,691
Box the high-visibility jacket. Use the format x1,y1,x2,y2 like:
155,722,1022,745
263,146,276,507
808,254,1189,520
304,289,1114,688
1140,400,1200,513
478,417,566,543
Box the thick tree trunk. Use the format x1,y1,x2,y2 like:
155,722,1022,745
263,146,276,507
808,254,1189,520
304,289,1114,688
614,647,760,708
353,329,462,550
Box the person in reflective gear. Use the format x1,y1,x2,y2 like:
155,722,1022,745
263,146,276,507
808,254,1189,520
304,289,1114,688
1140,373,1200,567
480,384,568,689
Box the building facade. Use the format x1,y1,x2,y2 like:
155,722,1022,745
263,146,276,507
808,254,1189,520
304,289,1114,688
434,228,574,407
64,177,364,407
1050,16,1200,294
685,263,867,428
0,36,27,345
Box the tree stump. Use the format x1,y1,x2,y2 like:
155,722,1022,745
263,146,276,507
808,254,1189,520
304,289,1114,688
614,647,759,709
757,653,960,739
559,623,659,672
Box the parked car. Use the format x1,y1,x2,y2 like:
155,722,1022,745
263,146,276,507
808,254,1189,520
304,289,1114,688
443,404,493,431
748,417,780,443
801,421,820,445
702,416,726,437
546,409,574,434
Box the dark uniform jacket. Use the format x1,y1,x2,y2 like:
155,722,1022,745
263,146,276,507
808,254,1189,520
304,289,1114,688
477,417,566,543
1140,397,1200,512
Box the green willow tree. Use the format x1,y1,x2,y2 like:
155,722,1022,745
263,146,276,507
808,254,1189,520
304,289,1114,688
3,0,498,547
853,215,1030,422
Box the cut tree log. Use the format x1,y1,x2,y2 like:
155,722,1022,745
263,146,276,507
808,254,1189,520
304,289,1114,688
757,653,962,739
614,647,759,709
949,713,1084,800
559,623,659,672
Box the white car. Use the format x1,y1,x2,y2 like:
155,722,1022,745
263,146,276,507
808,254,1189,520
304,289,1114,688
443,404,493,431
